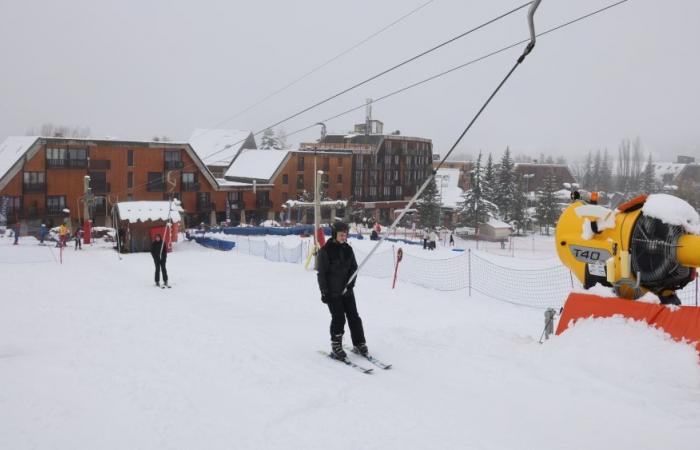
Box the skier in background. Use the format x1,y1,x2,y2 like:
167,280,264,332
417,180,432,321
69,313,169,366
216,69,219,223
74,222,83,250
429,229,438,250
422,229,429,249
150,234,169,287
13,222,20,245
317,221,367,359
58,223,69,248
449,231,455,247
39,223,47,245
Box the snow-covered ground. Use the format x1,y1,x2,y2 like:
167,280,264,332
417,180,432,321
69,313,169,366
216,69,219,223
1,235,699,450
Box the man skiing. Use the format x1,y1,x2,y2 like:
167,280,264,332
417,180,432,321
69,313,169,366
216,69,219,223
150,233,169,287
317,221,367,359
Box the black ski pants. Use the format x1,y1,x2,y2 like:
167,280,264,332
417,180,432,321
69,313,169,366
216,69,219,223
327,291,365,346
153,258,168,283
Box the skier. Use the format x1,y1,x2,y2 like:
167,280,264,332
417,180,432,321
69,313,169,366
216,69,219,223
422,229,429,249
317,221,367,359
13,222,20,245
58,223,69,248
150,234,169,287
74,222,83,250
449,231,455,247
429,229,438,250
39,223,47,245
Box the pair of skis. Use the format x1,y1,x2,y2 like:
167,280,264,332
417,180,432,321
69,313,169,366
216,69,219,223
319,348,392,374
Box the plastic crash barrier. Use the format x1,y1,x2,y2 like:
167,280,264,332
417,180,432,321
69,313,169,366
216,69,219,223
556,293,700,354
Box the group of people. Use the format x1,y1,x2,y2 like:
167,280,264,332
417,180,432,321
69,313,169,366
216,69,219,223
56,221,84,250
421,229,456,250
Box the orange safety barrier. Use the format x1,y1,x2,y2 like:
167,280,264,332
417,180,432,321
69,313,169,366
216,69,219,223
556,293,700,354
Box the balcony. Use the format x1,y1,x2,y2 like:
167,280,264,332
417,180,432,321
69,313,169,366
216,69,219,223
181,182,200,192
92,182,111,194
89,159,111,170
165,160,184,170
23,183,46,193
46,158,88,169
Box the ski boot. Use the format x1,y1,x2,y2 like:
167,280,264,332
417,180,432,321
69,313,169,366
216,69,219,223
353,343,369,356
330,334,346,360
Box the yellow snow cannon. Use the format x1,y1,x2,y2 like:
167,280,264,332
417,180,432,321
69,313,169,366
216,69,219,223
555,191,700,305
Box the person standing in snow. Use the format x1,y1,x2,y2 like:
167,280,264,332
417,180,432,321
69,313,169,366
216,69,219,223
13,222,20,245
429,229,438,250
74,222,83,250
39,223,47,244
317,221,367,359
422,229,429,249
59,223,69,248
449,231,455,247
150,234,169,287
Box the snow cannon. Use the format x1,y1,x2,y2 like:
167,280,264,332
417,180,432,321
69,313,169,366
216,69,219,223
556,191,700,305
554,191,700,353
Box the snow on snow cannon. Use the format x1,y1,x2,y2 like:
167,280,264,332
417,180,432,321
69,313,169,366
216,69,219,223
554,191,700,353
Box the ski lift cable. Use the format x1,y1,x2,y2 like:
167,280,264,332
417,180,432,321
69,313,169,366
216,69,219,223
285,0,630,140
343,0,544,294
109,2,534,199
191,0,436,141
197,1,533,164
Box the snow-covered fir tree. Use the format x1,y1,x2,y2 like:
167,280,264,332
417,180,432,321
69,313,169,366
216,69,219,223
458,153,497,232
482,153,496,205
259,128,287,150
599,149,612,192
536,172,559,235
509,176,528,235
494,147,517,221
641,153,656,194
416,177,442,229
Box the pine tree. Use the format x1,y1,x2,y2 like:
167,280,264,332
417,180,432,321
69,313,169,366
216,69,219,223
416,177,442,229
592,150,602,190
536,172,559,235
582,151,594,190
494,147,517,221
641,153,656,194
458,153,497,232
260,128,285,150
482,153,496,204
600,149,612,193
510,175,528,235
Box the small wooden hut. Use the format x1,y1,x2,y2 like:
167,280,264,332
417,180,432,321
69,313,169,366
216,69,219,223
115,201,183,253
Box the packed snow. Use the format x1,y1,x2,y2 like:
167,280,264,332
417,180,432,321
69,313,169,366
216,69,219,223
1,234,699,450
642,193,700,234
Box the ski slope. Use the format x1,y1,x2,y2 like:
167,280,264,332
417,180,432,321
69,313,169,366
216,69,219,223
1,235,699,450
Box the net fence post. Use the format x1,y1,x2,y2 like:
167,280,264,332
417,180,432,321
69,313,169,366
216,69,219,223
468,248,472,297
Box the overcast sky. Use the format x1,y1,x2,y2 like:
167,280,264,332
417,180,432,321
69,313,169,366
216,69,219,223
1,0,698,162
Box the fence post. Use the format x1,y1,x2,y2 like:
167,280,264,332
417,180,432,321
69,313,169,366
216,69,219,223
468,249,472,297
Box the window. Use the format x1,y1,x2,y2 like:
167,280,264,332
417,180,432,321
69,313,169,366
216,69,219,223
384,155,392,165
369,186,377,197
46,147,66,160
354,186,362,197
383,186,391,197
46,147,86,168
68,148,87,161
256,191,271,208
297,156,304,171
47,195,66,214
127,172,133,189
127,150,134,167
296,174,304,189
394,155,400,165
396,186,403,197
394,170,399,181
282,174,288,185
4,196,21,214
23,172,45,192
385,141,392,151
165,150,183,169
181,172,197,191
197,192,211,211
337,174,342,183
89,171,108,192
147,172,164,192
228,191,240,202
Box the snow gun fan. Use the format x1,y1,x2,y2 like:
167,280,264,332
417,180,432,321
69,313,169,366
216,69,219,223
553,188,700,353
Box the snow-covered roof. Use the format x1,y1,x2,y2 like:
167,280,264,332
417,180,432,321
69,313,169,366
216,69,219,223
189,129,254,166
215,178,253,187
225,149,290,181
436,168,463,209
486,217,512,229
646,162,686,182
116,201,183,224
0,136,39,182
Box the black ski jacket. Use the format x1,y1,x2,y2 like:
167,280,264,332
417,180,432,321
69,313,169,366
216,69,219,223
317,238,358,297
151,240,167,262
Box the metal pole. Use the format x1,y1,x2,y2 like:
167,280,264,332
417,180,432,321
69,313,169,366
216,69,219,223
695,277,698,307
468,248,472,297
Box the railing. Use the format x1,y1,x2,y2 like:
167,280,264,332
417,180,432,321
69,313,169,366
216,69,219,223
165,160,184,170
181,182,200,192
46,158,88,169
89,159,111,170
23,183,46,193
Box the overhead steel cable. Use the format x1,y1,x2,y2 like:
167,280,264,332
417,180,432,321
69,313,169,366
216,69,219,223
192,0,436,138
284,0,631,141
